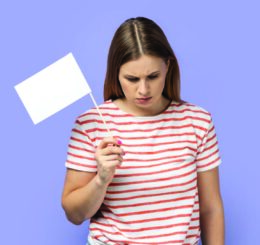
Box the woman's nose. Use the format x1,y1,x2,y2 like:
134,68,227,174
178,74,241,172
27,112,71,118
138,80,149,95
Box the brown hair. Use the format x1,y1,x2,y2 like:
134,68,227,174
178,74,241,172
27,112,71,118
104,17,185,103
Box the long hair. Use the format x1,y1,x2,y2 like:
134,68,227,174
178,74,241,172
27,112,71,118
104,17,185,103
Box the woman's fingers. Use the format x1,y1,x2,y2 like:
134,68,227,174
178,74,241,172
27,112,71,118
103,154,123,163
101,145,125,156
97,137,122,150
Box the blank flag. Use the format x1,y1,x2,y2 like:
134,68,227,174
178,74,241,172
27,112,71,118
14,53,91,124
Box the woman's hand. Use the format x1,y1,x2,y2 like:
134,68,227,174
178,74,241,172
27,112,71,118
95,137,125,186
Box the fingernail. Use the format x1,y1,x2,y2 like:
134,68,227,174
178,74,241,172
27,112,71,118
117,140,122,145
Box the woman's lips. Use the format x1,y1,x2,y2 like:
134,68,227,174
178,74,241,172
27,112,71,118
136,97,152,104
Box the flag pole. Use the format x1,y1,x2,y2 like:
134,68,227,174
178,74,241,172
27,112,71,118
89,92,112,136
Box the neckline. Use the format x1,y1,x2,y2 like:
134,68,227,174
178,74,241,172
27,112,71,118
109,99,174,120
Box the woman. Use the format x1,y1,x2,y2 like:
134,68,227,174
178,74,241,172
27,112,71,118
62,17,224,245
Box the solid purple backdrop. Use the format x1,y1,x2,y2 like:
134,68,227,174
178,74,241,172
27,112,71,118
1,0,259,244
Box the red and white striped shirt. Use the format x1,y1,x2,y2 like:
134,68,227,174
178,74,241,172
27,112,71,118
65,100,221,245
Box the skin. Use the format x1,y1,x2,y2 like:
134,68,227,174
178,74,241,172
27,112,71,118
197,167,225,244
61,55,224,244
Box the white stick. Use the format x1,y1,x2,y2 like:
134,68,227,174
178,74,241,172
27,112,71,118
89,92,112,136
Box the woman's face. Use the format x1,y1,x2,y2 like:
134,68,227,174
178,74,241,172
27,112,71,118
118,55,169,116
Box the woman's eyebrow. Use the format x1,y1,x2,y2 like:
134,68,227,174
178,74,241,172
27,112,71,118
148,71,160,76
124,71,160,78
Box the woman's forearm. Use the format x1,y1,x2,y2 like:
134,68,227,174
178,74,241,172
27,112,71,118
200,204,225,245
62,175,109,225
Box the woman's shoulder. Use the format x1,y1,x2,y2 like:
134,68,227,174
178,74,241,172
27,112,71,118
171,100,212,119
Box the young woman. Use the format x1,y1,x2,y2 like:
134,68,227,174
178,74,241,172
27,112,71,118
62,17,225,245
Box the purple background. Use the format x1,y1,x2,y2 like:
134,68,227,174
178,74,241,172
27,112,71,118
1,0,259,244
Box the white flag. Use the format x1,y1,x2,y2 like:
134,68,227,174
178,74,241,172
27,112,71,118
14,53,91,124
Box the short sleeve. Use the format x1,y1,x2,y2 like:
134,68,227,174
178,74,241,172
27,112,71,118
65,119,97,172
196,115,222,172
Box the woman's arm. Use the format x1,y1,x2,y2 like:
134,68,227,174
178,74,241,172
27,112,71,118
197,167,225,245
61,137,124,225
61,169,109,225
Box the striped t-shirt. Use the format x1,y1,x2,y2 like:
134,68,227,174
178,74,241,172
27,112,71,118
65,100,222,245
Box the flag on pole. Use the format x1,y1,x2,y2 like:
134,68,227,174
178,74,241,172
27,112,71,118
15,53,91,124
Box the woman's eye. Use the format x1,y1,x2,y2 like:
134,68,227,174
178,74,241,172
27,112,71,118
148,75,158,80
126,75,158,82
127,78,139,82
